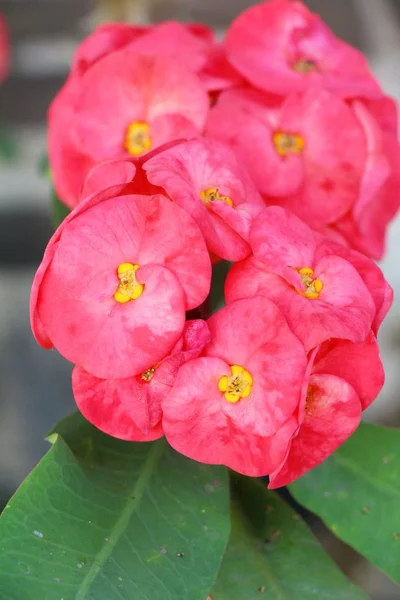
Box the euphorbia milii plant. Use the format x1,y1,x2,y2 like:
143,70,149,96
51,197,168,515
1,3,399,599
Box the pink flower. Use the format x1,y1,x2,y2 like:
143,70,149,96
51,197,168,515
224,0,380,98
162,297,307,476
49,51,209,208
208,87,400,258
72,320,210,441
207,87,366,229
143,138,264,261
268,332,384,488
225,207,377,350
30,192,211,379
70,20,237,92
0,14,9,84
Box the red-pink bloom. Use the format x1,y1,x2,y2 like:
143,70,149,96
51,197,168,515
268,332,384,488
0,14,9,84
207,87,366,229
224,0,380,98
49,51,209,208
72,320,210,441
226,207,377,350
162,297,307,476
70,20,238,92
31,192,211,379
143,138,264,261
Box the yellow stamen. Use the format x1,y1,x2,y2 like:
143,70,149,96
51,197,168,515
218,365,253,404
305,384,315,416
292,58,317,74
273,132,305,157
124,121,152,156
141,366,156,382
200,188,233,208
114,262,144,303
296,267,323,300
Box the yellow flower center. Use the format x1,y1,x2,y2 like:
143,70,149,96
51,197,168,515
114,263,144,303
218,365,253,404
292,58,317,74
200,188,233,208
141,366,156,382
124,121,152,156
273,132,305,157
296,267,323,300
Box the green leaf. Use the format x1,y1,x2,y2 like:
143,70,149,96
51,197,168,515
290,423,400,584
209,260,232,315
211,474,369,599
0,412,230,600
51,185,70,228
0,127,18,162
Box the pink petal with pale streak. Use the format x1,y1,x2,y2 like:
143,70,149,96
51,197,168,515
37,195,193,378
75,51,208,159
40,260,185,379
144,138,263,260
72,366,163,442
31,192,208,353
204,297,306,436
250,206,317,287
280,90,366,228
312,333,384,411
206,90,304,197
225,0,380,98
133,195,211,310
162,356,297,476
268,373,361,488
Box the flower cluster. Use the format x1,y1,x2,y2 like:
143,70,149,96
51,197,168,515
32,1,398,487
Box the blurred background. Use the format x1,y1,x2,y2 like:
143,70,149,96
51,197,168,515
0,0,400,597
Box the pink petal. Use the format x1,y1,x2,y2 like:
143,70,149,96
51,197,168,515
82,158,137,199
134,195,211,310
313,333,384,410
72,366,163,441
37,195,195,378
162,356,297,476
48,80,94,209
250,206,317,285
204,297,307,436
144,138,263,260
225,0,380,98
207,90,304,197
269,373,361,488
280,90,366,228
75,51,208,159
